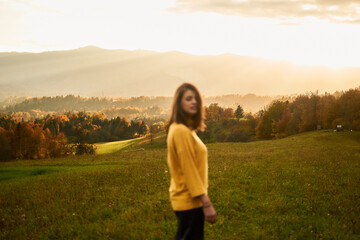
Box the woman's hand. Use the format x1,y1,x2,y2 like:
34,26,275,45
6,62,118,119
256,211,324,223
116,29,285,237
203,204,217,224
198,194,217,224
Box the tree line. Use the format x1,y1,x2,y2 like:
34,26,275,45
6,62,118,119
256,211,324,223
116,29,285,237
197,87,360,143
3,95,173,113
255,88,360,139
2,94,277,119
197,104,255,143
1,87,359,161
0,112,148,161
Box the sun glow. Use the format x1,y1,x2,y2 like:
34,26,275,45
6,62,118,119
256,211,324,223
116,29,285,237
1,0,360,68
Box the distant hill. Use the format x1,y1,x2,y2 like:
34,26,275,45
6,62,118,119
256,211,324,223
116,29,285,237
2,94,275,114
1,46,359,98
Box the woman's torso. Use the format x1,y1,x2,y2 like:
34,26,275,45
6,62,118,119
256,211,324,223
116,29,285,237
167,122,208,211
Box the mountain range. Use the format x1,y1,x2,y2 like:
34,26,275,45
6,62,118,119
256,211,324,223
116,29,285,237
1,46,359,99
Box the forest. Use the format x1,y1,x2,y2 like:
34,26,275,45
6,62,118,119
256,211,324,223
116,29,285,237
0,112,148,160
198,87,360,142
0,87,359,161
0,94,275,120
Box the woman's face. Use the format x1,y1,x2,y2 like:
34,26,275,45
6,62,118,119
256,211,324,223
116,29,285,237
181,89,198,115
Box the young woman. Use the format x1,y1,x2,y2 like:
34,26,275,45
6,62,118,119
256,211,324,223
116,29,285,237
166,83,217,240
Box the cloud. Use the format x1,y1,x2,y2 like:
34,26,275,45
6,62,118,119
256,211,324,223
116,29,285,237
170,0,360,24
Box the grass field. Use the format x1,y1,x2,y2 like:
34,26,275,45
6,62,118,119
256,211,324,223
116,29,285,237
0,131,359,239
95,132,167,154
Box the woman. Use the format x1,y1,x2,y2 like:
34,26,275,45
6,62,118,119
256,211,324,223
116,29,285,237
166,83,217,240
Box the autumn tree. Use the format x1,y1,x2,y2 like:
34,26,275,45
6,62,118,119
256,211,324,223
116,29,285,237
300,93,320,132
276,110,292,138
44,129,69,158
333,88,360,130
221,108,234,121
206,103,223,121
316,94,336,129
255,101,288,139
149,122,164,144
0,127,12,161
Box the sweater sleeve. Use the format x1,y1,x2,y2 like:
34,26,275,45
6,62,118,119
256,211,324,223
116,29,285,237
173,126,206,198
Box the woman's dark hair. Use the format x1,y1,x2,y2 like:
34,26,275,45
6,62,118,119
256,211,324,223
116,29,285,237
165,83,206,133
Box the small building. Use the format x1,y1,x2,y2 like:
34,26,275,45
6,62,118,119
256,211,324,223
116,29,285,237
336,125,343,131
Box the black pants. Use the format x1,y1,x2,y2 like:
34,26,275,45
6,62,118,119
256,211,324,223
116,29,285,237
174,207,204,240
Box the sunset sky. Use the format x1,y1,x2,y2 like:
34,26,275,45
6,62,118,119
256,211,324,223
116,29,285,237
1,0,360,67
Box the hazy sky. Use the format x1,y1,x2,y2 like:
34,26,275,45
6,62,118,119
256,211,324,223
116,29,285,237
1,0,360,67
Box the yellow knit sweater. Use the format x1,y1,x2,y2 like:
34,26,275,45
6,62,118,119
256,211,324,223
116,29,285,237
167,122,208,211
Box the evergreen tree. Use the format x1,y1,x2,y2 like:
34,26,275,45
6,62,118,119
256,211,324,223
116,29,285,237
235,105,244,119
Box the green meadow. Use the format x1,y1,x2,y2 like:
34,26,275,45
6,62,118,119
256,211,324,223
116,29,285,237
95,137,145,154
1,131,359,239
95,132,167,154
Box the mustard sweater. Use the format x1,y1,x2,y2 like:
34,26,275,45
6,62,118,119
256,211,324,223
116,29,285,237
167,122,208,211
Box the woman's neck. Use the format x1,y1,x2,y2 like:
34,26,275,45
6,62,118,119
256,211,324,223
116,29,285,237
185,117,195,130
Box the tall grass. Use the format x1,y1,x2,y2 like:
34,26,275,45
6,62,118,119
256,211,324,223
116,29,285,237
0,131,359,239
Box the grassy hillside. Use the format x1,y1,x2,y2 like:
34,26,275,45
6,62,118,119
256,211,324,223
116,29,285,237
95,132,167,154
0,131,359,239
